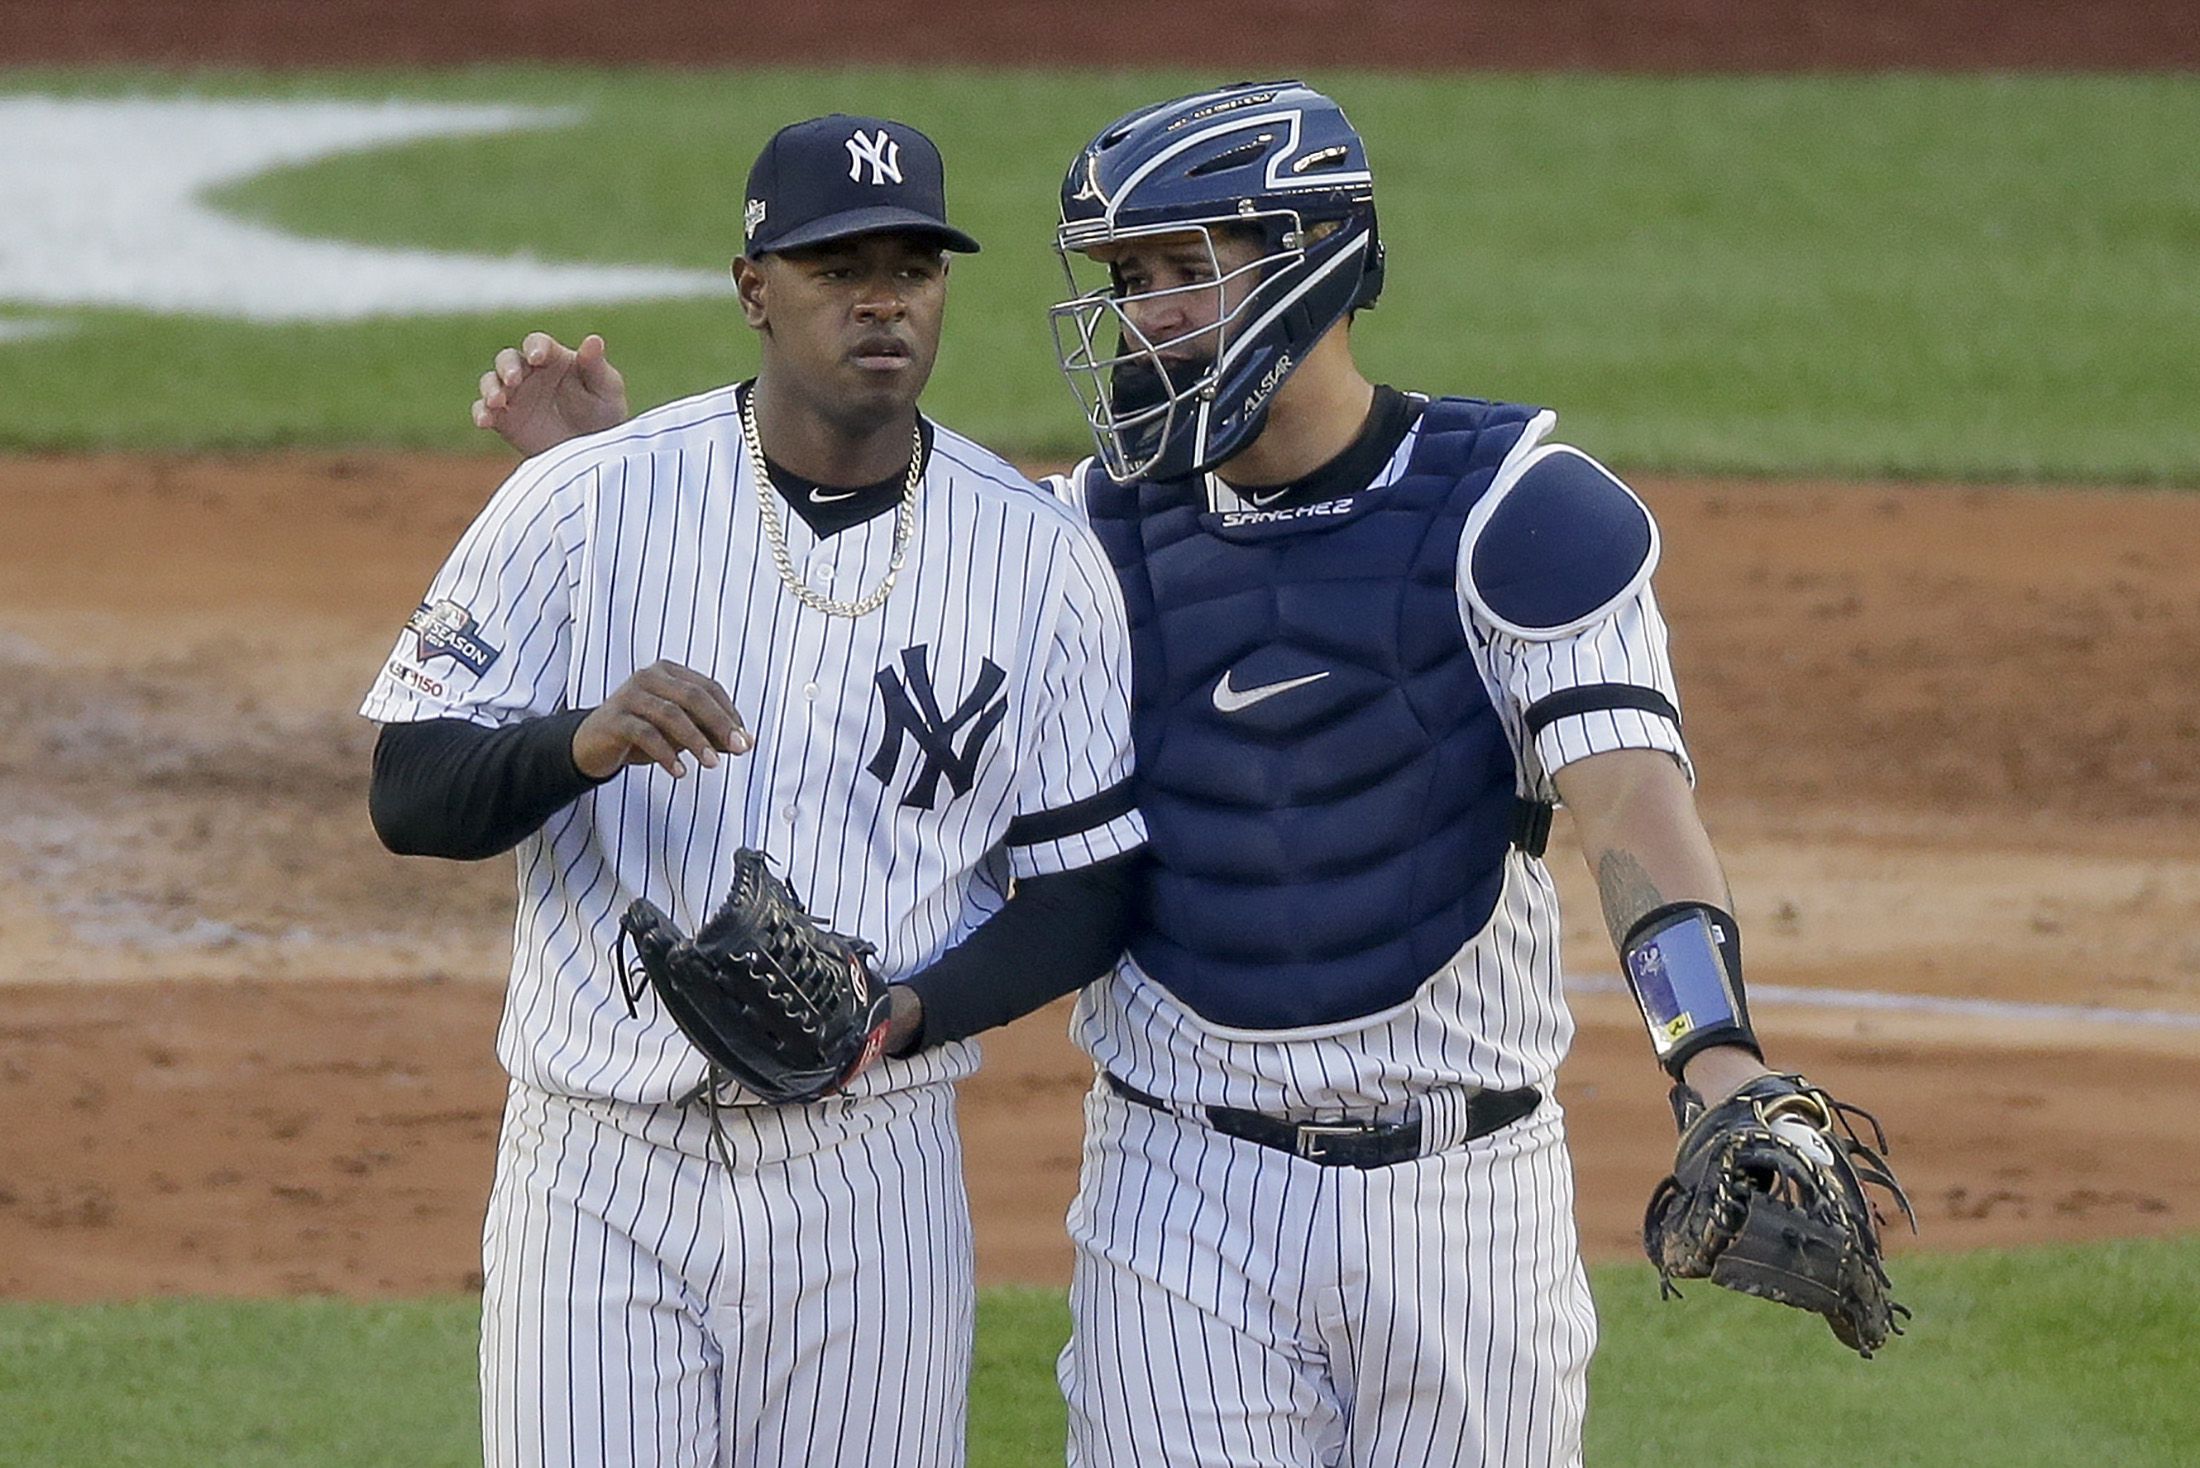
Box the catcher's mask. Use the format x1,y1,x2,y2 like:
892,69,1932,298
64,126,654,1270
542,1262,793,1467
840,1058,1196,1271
1048,79,1386,482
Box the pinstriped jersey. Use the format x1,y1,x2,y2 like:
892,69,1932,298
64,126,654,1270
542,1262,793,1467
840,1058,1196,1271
362,384,1145,1106
1061,400,1690,1114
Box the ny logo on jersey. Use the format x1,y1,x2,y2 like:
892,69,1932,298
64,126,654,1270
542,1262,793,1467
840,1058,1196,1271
868,645,1008,810
845,129,903,186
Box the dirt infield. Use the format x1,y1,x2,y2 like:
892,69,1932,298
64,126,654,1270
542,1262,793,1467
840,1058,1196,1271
5,0,2196,71
2,450,2196,1301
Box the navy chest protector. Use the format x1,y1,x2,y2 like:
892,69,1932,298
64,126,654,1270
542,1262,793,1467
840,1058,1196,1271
1083,396,1546,1030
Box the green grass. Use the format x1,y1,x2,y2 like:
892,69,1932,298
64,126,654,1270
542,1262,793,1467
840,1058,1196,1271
0,69,2196,480
0,1297,481,1465
1589,1237,2200,1464
970,1287,1073,1468
4,1238,2196,1465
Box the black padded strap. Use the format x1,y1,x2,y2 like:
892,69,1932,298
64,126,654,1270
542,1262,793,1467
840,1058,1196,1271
1510,798,1555,858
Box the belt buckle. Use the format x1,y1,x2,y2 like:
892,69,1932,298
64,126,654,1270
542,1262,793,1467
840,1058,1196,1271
1293,1121,1376,1163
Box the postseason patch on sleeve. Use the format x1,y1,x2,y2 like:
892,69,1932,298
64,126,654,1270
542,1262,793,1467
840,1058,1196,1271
405,599,502,675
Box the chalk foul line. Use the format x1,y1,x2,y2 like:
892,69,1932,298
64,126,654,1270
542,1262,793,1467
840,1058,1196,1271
1566,974,2200,1031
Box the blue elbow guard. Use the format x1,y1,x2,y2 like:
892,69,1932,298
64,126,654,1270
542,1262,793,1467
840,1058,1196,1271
1621,902,1760,1078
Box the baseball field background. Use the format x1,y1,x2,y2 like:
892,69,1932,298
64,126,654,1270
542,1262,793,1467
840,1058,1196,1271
4,3,2198,1463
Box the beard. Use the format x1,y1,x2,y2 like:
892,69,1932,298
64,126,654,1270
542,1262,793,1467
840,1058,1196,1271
1108,350,1211,420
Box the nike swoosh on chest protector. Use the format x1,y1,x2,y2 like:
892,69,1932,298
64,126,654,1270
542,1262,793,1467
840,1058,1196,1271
1212,668,1331,713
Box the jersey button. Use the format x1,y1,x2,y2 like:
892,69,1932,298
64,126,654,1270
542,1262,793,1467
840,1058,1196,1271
782,806,798,823
803,682,819,700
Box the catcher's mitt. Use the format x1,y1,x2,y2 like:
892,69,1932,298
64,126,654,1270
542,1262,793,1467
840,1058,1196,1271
615,849,891,1106
1643,1072,1916,1357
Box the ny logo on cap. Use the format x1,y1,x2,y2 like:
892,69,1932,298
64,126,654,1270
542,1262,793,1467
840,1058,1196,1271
744,198,767,234
845,128,903,186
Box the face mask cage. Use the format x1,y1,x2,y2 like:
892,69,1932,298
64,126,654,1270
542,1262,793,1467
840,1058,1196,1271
1048,212,1306,481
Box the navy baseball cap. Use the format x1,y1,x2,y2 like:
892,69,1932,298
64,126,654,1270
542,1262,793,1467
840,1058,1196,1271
743,114,981,257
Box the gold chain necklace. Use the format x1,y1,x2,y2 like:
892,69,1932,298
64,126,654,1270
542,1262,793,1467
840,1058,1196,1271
741,386,922,619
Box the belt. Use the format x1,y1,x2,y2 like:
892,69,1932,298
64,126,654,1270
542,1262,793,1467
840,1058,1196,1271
1104,1073,1541,1169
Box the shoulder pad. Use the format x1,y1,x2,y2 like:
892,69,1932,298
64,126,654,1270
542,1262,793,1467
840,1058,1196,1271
1460,445,1658,639
1039,456,1110,516
1037,470,1076,507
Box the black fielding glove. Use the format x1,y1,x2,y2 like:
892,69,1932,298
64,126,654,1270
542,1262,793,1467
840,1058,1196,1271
616,849,891,1106
1643,1072,1917,1357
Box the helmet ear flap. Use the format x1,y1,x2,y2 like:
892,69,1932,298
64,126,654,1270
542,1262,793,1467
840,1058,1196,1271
1353,223,1386,312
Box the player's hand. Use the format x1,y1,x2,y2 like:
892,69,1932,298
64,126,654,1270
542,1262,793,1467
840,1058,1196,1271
472,332,631,457
883,986,925,1057
573,660,752,780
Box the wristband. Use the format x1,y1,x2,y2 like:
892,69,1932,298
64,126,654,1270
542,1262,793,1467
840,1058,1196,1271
1620,901,1760,1078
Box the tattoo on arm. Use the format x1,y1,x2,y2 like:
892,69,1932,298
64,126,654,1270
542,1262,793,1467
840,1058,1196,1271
1595,849,1666,949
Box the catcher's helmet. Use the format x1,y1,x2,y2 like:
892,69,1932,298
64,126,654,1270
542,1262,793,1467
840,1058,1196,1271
1049,80,1385,481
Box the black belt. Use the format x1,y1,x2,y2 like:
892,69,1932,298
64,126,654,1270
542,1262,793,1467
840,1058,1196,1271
1105,1073,1541,1169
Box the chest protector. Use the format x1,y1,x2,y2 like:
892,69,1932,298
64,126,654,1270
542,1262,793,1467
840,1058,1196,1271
1083,396,1546,1031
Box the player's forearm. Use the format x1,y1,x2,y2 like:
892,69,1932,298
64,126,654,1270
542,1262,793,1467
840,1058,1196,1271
896,849,1146,1053
1553,748,1730,950
369,711,607,860
1555,748,1770,1095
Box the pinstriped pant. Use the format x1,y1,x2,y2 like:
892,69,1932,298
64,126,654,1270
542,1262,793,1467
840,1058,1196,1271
481,1079,975,1468
1059,1082,1596,1468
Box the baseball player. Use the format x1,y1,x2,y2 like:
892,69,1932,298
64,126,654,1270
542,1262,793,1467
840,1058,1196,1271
476,82,1896,1468
1038,83,1774,1467
368,114,1144,1468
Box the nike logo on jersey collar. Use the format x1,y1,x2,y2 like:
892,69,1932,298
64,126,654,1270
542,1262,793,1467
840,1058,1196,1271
810,488,859,504
1201,473,1298,511
1212,667,1331,713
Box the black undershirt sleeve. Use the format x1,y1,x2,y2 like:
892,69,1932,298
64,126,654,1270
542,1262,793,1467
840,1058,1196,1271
372,712,1142,1043
900,849,1146,1052
369,712,609,861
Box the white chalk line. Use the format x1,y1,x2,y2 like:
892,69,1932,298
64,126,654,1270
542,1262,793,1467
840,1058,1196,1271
1566,975,2200,1031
